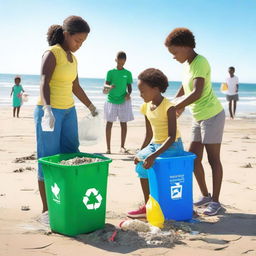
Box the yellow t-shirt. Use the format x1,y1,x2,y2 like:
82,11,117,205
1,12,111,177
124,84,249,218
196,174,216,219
38,44,77,109
140,97,181,144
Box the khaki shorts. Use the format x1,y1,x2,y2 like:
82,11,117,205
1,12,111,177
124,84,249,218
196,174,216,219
191,110,225,144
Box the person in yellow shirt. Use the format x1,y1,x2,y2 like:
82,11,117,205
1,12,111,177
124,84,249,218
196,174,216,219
34,16,97,214
127,68,184,218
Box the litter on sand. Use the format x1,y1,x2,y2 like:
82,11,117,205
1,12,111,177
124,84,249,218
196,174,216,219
78,219,198,248
21,205,30,211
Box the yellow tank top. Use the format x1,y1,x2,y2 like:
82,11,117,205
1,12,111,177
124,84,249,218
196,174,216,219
37,44,77,109
140,97,181,144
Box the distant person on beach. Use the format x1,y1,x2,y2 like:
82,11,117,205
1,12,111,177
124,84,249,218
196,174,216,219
34,16,98,214
10,76,24,118
103,51,134,154
226,66,239,119
127,68,184,218
165,28,225,216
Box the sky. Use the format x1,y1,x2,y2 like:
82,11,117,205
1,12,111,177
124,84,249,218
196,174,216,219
0,0,255,83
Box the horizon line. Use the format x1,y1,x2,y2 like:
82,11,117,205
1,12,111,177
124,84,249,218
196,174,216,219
1,72,256,85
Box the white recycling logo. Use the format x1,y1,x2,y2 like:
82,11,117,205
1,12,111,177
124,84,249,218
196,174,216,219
171,183,183,200
83,188,102,210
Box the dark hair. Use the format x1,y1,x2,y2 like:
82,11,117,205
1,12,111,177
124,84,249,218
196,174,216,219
165,28,196,48
138,68,169,93
14,76,21,82
229,66,235,71
47,16,90,46
116,51,126,59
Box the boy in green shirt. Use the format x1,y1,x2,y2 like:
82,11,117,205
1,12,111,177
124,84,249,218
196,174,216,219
103,51,134,154
165,28,225,216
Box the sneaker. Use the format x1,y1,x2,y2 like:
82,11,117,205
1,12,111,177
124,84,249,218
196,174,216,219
119,147,129,154
203,202,222,216
127,205,146,218
37,211,50,226
194,193,212,207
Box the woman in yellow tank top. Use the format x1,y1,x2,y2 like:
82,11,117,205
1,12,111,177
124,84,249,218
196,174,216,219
34,16,98,215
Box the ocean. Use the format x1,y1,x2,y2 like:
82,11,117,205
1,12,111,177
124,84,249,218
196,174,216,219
1,73,256,118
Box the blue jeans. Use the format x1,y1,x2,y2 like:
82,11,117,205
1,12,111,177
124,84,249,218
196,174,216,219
135,138,184,179
34,106,79,181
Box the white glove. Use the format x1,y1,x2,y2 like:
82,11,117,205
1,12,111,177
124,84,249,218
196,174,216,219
88,104,98,117
42,105,55,131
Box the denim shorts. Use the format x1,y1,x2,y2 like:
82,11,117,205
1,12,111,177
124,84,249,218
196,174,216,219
34,106,79,181
135,138,184,179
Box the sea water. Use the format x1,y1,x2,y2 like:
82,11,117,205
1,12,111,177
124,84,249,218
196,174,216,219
1,73,255,118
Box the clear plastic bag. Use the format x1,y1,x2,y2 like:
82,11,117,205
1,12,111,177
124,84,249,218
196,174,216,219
78,112,104,146
22,93,29,102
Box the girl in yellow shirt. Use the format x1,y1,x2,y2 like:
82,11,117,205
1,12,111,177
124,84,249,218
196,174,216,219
127,68,184,218
34,16,97,214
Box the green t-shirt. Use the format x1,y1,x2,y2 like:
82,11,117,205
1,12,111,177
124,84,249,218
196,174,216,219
106,68,133,104
182,55,223,121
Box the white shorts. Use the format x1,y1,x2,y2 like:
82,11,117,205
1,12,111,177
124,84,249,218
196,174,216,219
104,100,134,123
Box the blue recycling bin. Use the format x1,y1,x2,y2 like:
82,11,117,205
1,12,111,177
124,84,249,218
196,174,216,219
148,152,196,221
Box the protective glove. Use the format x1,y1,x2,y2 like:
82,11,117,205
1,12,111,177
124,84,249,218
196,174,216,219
88,104,98,117
42,105,55,131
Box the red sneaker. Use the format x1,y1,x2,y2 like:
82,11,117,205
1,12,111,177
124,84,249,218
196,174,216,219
127,205,146,218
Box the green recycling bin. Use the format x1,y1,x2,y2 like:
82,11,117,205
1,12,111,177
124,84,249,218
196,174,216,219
38,152,112,236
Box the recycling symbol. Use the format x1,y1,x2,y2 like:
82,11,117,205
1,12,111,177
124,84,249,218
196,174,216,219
83,188,102,210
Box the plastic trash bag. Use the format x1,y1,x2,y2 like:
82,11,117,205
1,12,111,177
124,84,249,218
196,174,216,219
220,82,228,94
78,111,104,146
146,195,164,228
22,93,29,102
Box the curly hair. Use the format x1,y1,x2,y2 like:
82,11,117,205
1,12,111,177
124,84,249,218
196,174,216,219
47,16,90,46
138,68,169,93
165,28,196,48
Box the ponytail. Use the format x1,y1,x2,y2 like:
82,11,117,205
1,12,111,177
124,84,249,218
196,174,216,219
47,25,64,46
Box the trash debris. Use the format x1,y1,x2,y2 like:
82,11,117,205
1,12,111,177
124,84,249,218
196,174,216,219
120,219,154,233
14,153,36,163
79,222,179,248
59,157,103,166
108,230,117,242
241,163,253,168
13,166,36,173
21,205,30,211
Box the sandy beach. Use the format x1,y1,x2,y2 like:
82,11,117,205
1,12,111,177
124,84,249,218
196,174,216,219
0,105,255,256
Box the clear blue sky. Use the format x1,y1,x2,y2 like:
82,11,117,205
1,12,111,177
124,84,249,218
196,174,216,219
0,0,255,83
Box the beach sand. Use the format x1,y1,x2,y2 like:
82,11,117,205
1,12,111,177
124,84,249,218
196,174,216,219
0,106,255,256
